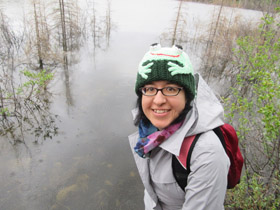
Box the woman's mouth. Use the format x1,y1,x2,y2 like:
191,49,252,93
153,109,170,114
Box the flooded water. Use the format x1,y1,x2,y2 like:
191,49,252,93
0,0,262,209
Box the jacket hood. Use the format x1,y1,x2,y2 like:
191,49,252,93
189,73,224,135
131,73,224,156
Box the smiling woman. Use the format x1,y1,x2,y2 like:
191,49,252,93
129,43,230,210
141,81,186,130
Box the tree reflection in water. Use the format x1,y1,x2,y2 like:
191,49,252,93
0,69,58,144
0,0,114,143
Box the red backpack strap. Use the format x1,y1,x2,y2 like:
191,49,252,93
177,135,197,169
172,134,201,191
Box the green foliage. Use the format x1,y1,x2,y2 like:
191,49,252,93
0,69,55,143
226,8,280,158
0,107,10,116
20,69,54,95
226,172,280,210
224,8,280,209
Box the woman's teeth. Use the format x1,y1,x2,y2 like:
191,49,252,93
153,110,168,114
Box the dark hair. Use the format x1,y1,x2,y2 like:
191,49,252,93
134,89,193,127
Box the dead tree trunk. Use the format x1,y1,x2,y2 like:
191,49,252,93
205,0,224,81
172,0,183,45
33,2,44,70
59,0,73,105
105,0,112,47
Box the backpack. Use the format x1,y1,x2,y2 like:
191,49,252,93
172,124,244,191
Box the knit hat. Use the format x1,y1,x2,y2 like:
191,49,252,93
135,43,196,101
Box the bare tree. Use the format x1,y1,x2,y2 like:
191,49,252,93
58,0,72,105
203,0,224,81
160,0,189,47
33,0,44,70
105,0,112,47
172,0,184,45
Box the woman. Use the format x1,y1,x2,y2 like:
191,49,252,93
129,44,230,210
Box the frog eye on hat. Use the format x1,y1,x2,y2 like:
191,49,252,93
172,45,183,55
175,44,183,50
150,43,161,51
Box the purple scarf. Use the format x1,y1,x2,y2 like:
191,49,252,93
134,120,183,158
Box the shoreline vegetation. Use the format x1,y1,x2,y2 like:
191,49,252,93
167,1,280,209
184,0,279,12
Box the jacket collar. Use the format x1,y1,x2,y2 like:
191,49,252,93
158,104,198,156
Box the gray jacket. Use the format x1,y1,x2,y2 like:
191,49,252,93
128,74,230,210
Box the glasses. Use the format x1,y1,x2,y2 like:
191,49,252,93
140,86,183,96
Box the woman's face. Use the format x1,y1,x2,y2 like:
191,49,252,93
141,81,186,130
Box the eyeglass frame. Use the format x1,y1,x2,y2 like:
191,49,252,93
139,86,184,96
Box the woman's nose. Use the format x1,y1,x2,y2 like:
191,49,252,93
153,91,166,105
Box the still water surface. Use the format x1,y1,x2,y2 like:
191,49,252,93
0,0,262,209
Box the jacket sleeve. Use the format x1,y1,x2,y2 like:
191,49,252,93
182,131,230,210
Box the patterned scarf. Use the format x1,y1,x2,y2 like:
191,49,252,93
134,120,183,158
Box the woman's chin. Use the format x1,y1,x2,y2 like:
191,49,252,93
151,122,170,131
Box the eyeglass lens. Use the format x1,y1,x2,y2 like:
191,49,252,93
141,87,181,96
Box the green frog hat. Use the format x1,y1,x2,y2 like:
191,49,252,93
135,43,196,101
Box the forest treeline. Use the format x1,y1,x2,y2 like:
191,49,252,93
187,0,279,11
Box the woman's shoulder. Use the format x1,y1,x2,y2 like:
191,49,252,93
128,131,139,149
191,130,228,161
195,130,224,149
189,129,230,172
128,131,139,139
